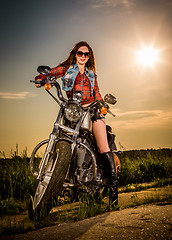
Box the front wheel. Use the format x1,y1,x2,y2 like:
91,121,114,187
29,140,72,221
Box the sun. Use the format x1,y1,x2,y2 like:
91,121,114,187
137,46,159,67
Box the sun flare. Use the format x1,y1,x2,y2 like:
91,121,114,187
137,46,159,67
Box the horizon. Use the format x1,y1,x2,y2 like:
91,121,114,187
0,144,171,159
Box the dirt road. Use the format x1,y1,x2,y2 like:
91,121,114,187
0,186,172,240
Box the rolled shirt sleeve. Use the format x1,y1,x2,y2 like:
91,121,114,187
35,65,66,80
93,75,103,101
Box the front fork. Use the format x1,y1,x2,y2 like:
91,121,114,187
36,107,64,180
37,134,57,179
36,105,78,180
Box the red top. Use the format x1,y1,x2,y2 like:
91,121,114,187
35,65,103,105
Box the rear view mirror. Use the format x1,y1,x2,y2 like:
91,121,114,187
104,94,117,105
37,66,51,75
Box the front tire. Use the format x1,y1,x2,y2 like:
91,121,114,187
29,140,72,221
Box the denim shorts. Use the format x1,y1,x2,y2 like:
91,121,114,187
90,109,105,122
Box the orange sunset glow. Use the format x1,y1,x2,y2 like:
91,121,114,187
0,0,171,155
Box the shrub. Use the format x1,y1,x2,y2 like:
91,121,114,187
117,149,172,185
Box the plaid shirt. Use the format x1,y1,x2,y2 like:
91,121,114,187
35,65,103,105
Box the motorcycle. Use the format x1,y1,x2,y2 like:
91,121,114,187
29,66,119,220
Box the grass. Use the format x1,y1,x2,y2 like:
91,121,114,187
117,148,172,185
119,178,172,193
0,146,36,215
0,147,172,236
125,192,172,208
1,219,26,236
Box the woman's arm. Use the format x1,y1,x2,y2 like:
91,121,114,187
93,75,103,101
35,65,66,88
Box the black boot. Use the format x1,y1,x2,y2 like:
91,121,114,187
100,151,118,205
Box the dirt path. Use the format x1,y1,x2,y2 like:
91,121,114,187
0,186,172,240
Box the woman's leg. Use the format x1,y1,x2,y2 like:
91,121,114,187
92,118,118,205
92,119,110,154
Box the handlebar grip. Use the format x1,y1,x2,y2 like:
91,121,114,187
30,80,45,86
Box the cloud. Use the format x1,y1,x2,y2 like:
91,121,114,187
0,92,37,100
91,0,134,9
109,108,172,129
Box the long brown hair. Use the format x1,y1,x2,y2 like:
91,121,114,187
59,41,96,73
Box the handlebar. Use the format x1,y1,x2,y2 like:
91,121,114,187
30,80,45,86
30,78,67,103
30,69,116,117
30,78,102,110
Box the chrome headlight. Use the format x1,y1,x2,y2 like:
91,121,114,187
64,103,82,122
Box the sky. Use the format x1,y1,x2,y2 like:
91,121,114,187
0,0,172,156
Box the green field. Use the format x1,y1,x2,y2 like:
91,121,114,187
0,148,172,215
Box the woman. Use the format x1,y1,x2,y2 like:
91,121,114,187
35,41,119,204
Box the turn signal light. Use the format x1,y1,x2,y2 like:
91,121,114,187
100,107,108,115
44,83,51,90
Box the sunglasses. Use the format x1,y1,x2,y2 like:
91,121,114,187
76,51,90,58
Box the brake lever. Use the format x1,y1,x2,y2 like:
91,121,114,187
107,109,116,117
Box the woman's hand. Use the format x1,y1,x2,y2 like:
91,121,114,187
113,153,121,176
35,79,42,88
